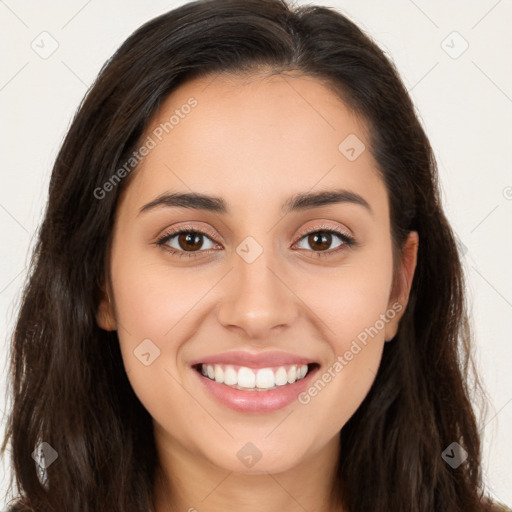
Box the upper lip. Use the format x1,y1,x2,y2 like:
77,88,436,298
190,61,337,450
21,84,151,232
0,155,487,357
190,350,318,369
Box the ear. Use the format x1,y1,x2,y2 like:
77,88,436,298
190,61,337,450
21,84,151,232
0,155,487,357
96,284,117,331
384,231,419,341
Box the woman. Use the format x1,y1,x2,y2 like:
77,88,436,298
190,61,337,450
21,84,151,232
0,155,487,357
2,0,509,511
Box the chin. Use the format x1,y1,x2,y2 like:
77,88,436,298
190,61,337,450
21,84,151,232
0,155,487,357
204,443,307,475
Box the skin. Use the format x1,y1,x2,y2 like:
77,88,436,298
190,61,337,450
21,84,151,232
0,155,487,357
97,70,418,512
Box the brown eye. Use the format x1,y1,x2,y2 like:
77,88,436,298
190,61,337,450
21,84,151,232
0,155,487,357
306,231,334,251
156,229,218,258
156,226,355,259
176,232,205,252
294,228,355,258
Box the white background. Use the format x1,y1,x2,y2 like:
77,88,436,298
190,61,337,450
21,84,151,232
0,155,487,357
1,0,511,506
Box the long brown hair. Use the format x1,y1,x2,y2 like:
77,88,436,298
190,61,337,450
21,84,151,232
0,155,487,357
2,0,493,510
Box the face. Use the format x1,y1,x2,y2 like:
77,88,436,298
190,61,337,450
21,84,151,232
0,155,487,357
97,71,418,476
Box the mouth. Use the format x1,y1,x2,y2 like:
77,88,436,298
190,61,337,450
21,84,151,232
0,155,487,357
189,350,321,412
192,363,320,398
191,362,320,392
192,363,319,391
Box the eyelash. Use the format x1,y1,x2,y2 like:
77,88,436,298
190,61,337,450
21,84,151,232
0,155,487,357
155,224,356,259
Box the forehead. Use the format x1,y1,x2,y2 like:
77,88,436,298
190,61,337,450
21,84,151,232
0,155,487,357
122,71,386,217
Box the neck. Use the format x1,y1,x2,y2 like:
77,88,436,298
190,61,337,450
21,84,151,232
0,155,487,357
152,430,342,512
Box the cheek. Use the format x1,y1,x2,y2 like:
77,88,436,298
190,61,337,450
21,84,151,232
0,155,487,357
110,241,214,335
108,243,202,386
294,246,394,428
295,297,389,445
300,240,394,348
109,248,213,443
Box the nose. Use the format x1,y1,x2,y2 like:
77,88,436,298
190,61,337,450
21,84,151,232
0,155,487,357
217,250,299,341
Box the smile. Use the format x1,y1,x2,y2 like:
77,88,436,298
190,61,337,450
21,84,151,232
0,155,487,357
196,363,311,391
189,350,320,412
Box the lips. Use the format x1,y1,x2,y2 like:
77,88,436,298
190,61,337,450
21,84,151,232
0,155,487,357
189,350,320,412
189,350,318,369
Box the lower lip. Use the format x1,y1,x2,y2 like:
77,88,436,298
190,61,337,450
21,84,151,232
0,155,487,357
192,365,319,413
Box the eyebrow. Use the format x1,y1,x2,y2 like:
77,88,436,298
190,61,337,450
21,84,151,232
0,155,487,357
139,189,373,216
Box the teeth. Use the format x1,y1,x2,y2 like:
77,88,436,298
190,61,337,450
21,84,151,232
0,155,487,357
200,363,310,390
255,368,274,389
224,366,237,385
238,367,256,388
274,367,288,386
214,365,224,383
